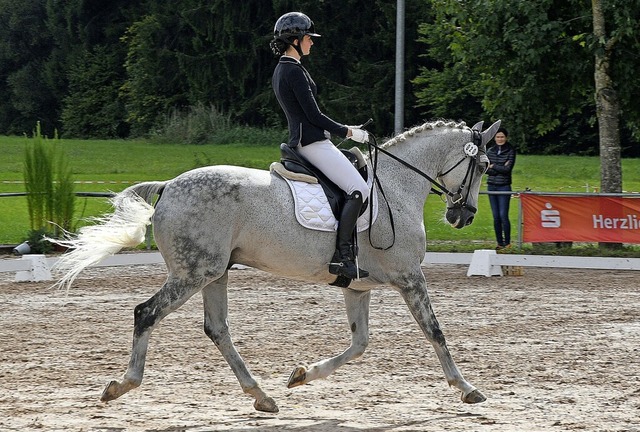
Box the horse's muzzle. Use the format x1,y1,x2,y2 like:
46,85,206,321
446,205,477,229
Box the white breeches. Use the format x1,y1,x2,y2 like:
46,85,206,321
297,139,368,198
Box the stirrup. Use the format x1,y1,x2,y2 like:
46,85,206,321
328,257,369,279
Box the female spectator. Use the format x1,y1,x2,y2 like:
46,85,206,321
486,127,516,249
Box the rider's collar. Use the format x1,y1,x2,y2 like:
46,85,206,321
280,55,301,64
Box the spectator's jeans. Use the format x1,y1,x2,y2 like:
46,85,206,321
487,184,512,246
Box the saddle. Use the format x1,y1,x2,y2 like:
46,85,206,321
278,143,369,219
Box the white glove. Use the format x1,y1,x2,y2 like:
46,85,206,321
350,128,369,143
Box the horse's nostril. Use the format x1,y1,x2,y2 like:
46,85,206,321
465,216,474,226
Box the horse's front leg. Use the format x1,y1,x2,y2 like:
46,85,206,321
288,288,370,388
101,276,201,402
397,271,486,404
201,272,278,413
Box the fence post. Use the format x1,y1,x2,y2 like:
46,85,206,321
518,192,523,249
466,249,503,277
14,254,52,282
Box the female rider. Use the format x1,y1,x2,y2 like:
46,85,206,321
270,12,369,280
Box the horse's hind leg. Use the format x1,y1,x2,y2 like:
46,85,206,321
201,272,278,413
287,288,371,388
397,271,486,403
101,275,202,402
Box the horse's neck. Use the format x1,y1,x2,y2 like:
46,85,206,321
373,138,446,213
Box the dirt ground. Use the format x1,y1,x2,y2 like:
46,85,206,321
0,261,638,432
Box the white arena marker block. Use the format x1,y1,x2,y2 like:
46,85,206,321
14,254,53,282
467,249,503,277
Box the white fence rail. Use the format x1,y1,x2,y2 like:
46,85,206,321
423,250,640,276
0,252,164,282
1,250,638,282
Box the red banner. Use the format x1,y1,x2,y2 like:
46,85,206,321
521,194,640,243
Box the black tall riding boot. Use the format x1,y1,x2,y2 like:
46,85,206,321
328,191,369,279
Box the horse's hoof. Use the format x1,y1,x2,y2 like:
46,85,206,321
100,380,121,402
461,389,487,404
286,366,307,388
254,396,279,413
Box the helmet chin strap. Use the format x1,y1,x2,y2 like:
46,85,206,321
290,36,304,58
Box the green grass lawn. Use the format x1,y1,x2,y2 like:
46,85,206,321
2,134,640,254
1,135,282,245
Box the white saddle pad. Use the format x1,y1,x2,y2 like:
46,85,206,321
271,163,378,232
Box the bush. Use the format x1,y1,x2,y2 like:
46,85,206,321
23,122,75,239
24,228,54,254
151,103,285,145
24,123,54,232
150,102,230,144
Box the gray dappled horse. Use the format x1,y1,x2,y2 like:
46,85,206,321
53,119,501,413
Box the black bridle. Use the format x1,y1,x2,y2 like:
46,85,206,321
365,128,485,250
435,129,485,213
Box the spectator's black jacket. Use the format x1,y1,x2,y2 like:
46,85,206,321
486,142,516,186
272,56,348,147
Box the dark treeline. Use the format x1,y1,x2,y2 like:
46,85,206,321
1,0,638,155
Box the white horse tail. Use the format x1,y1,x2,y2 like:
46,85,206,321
50,181,167,290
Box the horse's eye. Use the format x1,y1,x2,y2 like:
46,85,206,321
478,162,489,174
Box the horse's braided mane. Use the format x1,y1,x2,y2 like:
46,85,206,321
381,119,467,149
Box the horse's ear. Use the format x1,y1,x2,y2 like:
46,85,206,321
481,120,502,147
471,121,484,132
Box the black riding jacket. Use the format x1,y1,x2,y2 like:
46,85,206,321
272,56,348,147
486,142,516,186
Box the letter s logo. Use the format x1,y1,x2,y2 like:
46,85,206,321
541,203,561,228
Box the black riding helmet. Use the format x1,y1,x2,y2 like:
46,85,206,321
270,12,321,56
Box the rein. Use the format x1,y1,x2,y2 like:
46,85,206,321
365,129,483,250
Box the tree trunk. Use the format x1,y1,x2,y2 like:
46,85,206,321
592,0,622,194
592,0,622,249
